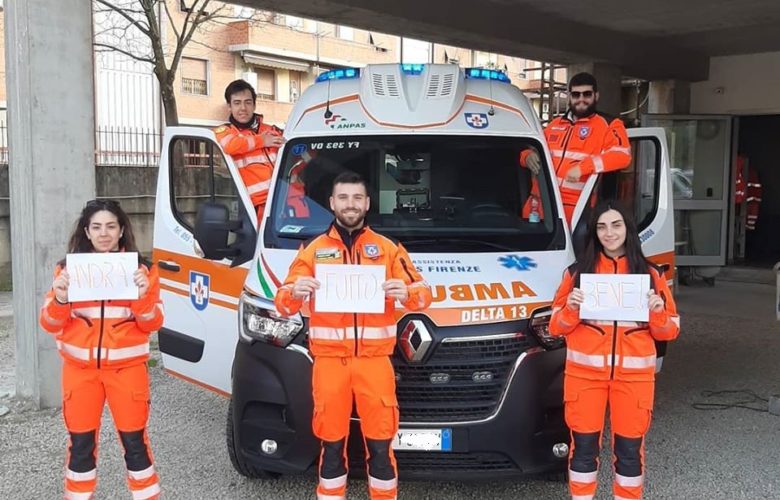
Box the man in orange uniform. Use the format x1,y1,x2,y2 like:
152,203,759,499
215,79,286,219
521,72,632,226
275,172,432,500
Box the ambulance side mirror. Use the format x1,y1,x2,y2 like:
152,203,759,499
194,201,241,260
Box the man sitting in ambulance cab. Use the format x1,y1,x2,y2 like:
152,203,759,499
521,72,632,227
215,79,286,220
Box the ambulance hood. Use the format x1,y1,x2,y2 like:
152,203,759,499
249,249,572,327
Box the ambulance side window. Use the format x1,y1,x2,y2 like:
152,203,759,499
169,137,242,234
597,137,660,231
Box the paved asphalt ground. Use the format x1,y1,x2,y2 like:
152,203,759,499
1,276,779,499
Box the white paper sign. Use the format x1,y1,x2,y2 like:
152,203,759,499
314,264,386,313
579,273,650,322
66,252,139,301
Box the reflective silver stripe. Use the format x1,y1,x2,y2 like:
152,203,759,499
138,304,163,322
245,134,256,150
317,495,346,500
560,179,586,190
552,306,562,313
218,134,234,148
72,306,132,319
607,146,632,155
569,470,598,483
319,473,347,489
247,179,272,195
550,149,589,161
361,326,396,340
65,468,97,481
670,316,680,327
622,355,656,369
309,327,351,341
572,495,595,500
566,349,605,368
58,341,91,361
234,153,270,168
615,473,644,487
104,344,150,361
128,465,156,481
592,155,605,173
42,308,66,328
131,483,160,500
609,355,620,366
64,490,94,500
368,475,398,490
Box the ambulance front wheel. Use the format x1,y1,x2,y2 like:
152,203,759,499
227,397,281,480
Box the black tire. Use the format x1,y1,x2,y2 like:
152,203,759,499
226,398,281,480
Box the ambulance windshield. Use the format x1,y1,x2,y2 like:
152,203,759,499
266,135,562,252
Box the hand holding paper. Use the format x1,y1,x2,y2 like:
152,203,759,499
382,279,408,302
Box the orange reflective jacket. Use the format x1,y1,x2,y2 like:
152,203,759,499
275,224,432,357
521,112,631,224
549,254,680,382
39,261,164,369
215,117,282,211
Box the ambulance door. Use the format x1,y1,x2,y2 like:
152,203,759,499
152,127,257,395
570,127,675,368
571,127,675,277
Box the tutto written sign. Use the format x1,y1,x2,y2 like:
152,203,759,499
66,252,139,301
314,264,386,313
579,273,650,322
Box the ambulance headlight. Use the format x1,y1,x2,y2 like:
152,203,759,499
530,308,564,350
239,293,302,347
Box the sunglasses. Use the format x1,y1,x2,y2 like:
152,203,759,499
86,199,120,209
570,90,594,99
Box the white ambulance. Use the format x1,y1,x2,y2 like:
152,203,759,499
152,64,675,480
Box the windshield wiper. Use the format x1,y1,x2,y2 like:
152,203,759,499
402,239,517,252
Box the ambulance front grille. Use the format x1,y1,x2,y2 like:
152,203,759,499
392,335,531,422
348,443,516,473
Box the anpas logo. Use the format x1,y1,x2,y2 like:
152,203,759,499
190,271,210,311
324,113,366,130
498,255,538,272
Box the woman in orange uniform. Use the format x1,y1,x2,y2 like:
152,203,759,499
550,200,680,500
39,199,163,500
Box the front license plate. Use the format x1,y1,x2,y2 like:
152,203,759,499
392,428,452,452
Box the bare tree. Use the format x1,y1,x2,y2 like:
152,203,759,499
94,0,263,126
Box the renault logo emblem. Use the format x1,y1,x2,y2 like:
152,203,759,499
399,319,432,363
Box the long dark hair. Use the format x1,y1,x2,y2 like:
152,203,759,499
65,199,139,255
576,200,649,276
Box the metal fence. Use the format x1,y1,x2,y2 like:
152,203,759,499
0,124,164,168
95,126,162,168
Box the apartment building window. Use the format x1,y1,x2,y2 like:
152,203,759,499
337,25,354,41
257,68,276,100
181,57,208,96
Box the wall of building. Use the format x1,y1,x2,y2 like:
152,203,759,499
691,51,780,115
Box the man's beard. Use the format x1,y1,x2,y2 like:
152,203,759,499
570,101,597,119
335,211,365,230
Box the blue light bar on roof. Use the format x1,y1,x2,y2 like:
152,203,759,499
401,63,425,75
316,67,360,83
465,67,511,84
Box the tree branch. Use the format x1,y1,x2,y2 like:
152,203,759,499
94,42,155,64
162,0,181,41
94,0,151,36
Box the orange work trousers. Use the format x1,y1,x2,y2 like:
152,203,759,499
312,355,399,500
564,376,654,500
61,362,160,500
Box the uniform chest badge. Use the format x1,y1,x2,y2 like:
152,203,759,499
578,126,591,139
364,244,380,259
214,125,227,134
315,248,341,261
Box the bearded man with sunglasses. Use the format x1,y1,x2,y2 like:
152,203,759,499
521,72,632,226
